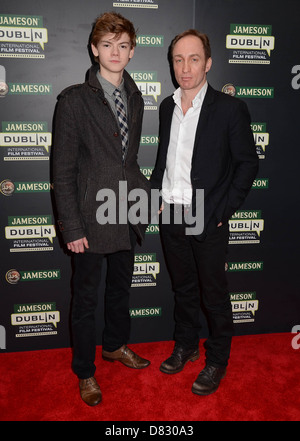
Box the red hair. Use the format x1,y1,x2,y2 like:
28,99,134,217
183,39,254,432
90,12,137,49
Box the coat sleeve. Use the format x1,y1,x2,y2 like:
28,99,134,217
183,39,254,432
150,97,173,190
52,90,87,244
221,99,259,223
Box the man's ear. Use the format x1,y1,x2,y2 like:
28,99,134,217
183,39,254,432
205,57,212,73
129,46,135,60
91,43,99,58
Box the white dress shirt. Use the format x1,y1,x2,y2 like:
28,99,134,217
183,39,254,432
162,82,208,204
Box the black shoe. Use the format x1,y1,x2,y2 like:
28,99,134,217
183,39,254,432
192,364,226,395
160,344,199,374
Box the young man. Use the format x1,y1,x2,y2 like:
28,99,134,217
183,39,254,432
53,12,151,406
151,30,258,395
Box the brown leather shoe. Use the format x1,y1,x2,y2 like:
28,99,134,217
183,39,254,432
79,376,102,406
102,345,150,369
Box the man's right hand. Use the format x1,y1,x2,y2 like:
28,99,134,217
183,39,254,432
158,202,164,214
67,237,89,253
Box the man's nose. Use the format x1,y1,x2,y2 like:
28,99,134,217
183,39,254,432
111,45,119,55
182,60,190,72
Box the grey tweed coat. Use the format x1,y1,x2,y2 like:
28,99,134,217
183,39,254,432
52,64,150,254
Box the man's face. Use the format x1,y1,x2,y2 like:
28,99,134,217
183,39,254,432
172,35,212,94
91,32,134,79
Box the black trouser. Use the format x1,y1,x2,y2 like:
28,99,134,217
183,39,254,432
71,228,136,379
160,207,233,367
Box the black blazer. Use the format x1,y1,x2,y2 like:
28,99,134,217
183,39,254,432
151,84,259,239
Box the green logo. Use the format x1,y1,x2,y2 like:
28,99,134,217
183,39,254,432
227,262,263,272
136,35,164,47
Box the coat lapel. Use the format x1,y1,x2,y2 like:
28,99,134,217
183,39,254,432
163,97,175,135
191,84,215,165
159,97,175,164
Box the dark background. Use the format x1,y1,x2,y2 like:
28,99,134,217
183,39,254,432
0,0,299,352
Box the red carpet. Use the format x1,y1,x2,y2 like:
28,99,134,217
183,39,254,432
0,333,299,421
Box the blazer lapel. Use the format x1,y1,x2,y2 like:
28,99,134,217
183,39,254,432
159,96,175,163
192,84,215,164
163,97,175,135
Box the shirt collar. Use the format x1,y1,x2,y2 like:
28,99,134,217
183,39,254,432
173,81,208,109
96,70,125,96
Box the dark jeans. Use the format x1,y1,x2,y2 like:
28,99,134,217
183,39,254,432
71,227,136,379
160,209,233,367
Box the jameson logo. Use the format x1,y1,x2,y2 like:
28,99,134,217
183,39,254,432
251,122,269,159
20,269,60,280
11,302,60,338
0,14,48,59
8,83,52,95
6,269,60,284
140,166,154,180
226,24,275,64
140,135,159,147
0,64,8,97
136,35,164,47
252,178,269,189
0,121,51,161
132,253,160,287
0,179,51,196
226,261,263,272
222,84,274,98
130,307,162,318
14,182,51,192
237,86,274,98
235,86,274,98
145,224,159,235
5,215,56,252
112,0,159,9
229,210,264,244
230,292,259,323
130,71,161,110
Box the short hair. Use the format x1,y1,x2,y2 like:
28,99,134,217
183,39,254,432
170,29,211,61
90,12,137,50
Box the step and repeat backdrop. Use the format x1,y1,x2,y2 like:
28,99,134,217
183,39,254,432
0,0,299,352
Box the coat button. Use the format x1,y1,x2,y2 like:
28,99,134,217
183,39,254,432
113,132,119,137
